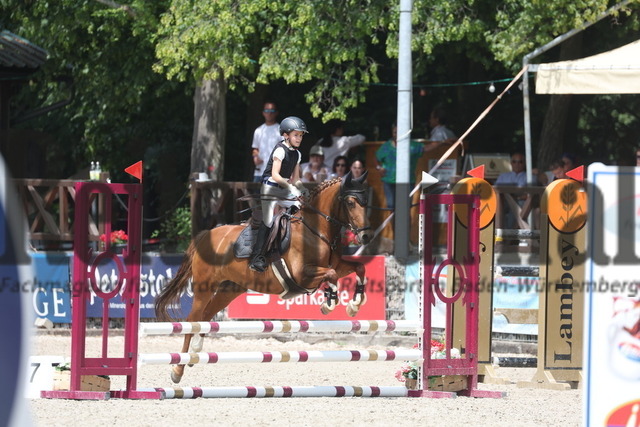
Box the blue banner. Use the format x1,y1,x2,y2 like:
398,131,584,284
31,253,191,322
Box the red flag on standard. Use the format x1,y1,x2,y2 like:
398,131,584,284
566,165,584,183
125,161,143,182
467,165,485,180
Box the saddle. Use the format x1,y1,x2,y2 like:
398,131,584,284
233,210,293,259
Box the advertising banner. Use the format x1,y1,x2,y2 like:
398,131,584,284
584,163,640,427
227,256,386,320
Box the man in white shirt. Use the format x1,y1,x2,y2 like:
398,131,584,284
251,102,281,182
428,106,457,143
495,152,527,187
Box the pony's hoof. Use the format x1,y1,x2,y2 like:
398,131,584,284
320,301,335,315
346,294,367,317
171,367,183,384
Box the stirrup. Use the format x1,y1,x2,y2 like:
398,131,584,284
250,255,267,272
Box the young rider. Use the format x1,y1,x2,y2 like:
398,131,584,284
250,116,309,272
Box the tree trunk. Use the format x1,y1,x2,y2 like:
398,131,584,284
536,34,583,171
191,77,226,181
191,77,226,230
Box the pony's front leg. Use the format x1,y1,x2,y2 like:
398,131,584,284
321,282,339,315
302,265,340,315
346,276,367,317
336,260,367,317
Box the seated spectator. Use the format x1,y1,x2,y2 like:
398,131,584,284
561,152,577,174
329,156,350,179
495,152,527,187
494,151,528,229
301,145,331,183
538,158,566,186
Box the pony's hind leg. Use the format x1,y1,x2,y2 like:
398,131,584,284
171,281,219,384
190,282,246,353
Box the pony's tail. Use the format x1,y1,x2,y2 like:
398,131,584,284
154,233,202,321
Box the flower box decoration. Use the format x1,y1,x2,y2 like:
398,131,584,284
53,365,110,392
395,340,466,392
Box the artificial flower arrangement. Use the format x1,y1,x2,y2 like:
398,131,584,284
341,229,359,247
395,339,461,386
100,229,128,245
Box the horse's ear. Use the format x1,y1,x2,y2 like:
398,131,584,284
355,170,368,184
341,170,353,189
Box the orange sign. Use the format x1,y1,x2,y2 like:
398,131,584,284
541,179,587,233
451,177,497,229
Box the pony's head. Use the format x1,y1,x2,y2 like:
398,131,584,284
339,170,372,245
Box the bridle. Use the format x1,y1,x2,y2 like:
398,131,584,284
297,184,371,250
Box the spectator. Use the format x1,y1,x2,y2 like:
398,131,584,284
561,152,577,175
314,119,366,167
637,147,640,166
301,145,331,183
538,158,566,186
494,151,529,229
350,159,365,179
251,101,281,182
376,123,448,209
495,152,527,187
330,156,350,179
428,106,457,143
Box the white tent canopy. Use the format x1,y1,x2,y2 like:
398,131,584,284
535,39,640,94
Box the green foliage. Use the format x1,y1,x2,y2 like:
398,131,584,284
2,0,192,178
151,206,192,252
154,0,390,121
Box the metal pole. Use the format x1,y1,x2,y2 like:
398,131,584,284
395,0,413,260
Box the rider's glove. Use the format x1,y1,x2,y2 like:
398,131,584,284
288,184,302,198
294,181,310,198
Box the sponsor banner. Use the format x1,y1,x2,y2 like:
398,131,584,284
585,163,640,427
31,253,187,322
405,260,538,335
227,256,385,320
30,254,384,321
31,253,72,323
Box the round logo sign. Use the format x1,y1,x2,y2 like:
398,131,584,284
451,177,497,229
542,179,587,233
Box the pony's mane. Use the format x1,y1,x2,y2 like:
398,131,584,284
309,177,341,200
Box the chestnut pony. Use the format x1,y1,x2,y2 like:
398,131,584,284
154,171,372,383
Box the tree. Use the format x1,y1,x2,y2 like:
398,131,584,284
153,0,392,177
2,0,193,217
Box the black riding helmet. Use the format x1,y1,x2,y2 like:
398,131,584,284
280,116,308,135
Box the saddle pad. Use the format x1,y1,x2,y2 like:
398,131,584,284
233,225,257,259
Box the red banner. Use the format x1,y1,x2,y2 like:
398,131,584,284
227,256,386,319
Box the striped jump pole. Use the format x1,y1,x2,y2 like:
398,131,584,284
139,349,422,366
142,385,410,399
139,320,420,336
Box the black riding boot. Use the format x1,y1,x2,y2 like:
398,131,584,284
249,223,271,272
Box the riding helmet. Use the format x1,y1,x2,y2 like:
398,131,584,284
279,116,308,135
